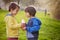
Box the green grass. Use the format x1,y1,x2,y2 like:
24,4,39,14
0,9,60,40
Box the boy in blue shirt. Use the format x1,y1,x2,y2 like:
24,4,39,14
21,7,41,40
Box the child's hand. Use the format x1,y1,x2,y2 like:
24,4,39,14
22,27,26,30
20,19,26,30
21,23,26,30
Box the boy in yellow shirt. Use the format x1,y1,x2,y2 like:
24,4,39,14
5,3,20,40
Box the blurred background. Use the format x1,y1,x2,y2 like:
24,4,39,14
0,0,60,40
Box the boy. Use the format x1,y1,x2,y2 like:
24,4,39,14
5,3,20,40
21,7,42,40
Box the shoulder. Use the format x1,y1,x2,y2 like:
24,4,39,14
5,14,12,20
6,14,12,16
30,18,39,23
5,14,12,18
32,18,42,25
32,18,40,21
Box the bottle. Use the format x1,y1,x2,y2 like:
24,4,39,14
21,19,26,30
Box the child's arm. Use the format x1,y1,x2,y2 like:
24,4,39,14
5,16,20,29
26,20,41,32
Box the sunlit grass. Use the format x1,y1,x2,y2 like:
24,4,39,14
0,9,60,40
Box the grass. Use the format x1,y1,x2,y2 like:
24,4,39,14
0,9,60,40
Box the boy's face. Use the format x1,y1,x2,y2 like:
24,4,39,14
11,7,19,15
25,12,30,18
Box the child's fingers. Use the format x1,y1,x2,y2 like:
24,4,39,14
21,27,26,31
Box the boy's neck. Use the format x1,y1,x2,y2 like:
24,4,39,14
30,16,35,19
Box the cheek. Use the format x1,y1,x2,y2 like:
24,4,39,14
13,11,16,13
26,13,30,17
13,10,17,14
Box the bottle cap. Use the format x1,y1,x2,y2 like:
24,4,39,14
21,19,25,23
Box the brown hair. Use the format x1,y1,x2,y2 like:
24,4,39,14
9,3,20,11
25,7,36,16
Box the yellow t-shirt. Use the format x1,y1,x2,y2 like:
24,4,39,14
5,13,20,38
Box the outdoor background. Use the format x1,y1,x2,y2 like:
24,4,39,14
0,0,60,40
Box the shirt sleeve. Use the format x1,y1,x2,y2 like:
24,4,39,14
5,16,20,29
26,20,41,32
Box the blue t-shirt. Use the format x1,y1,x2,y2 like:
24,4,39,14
26,17,41,38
